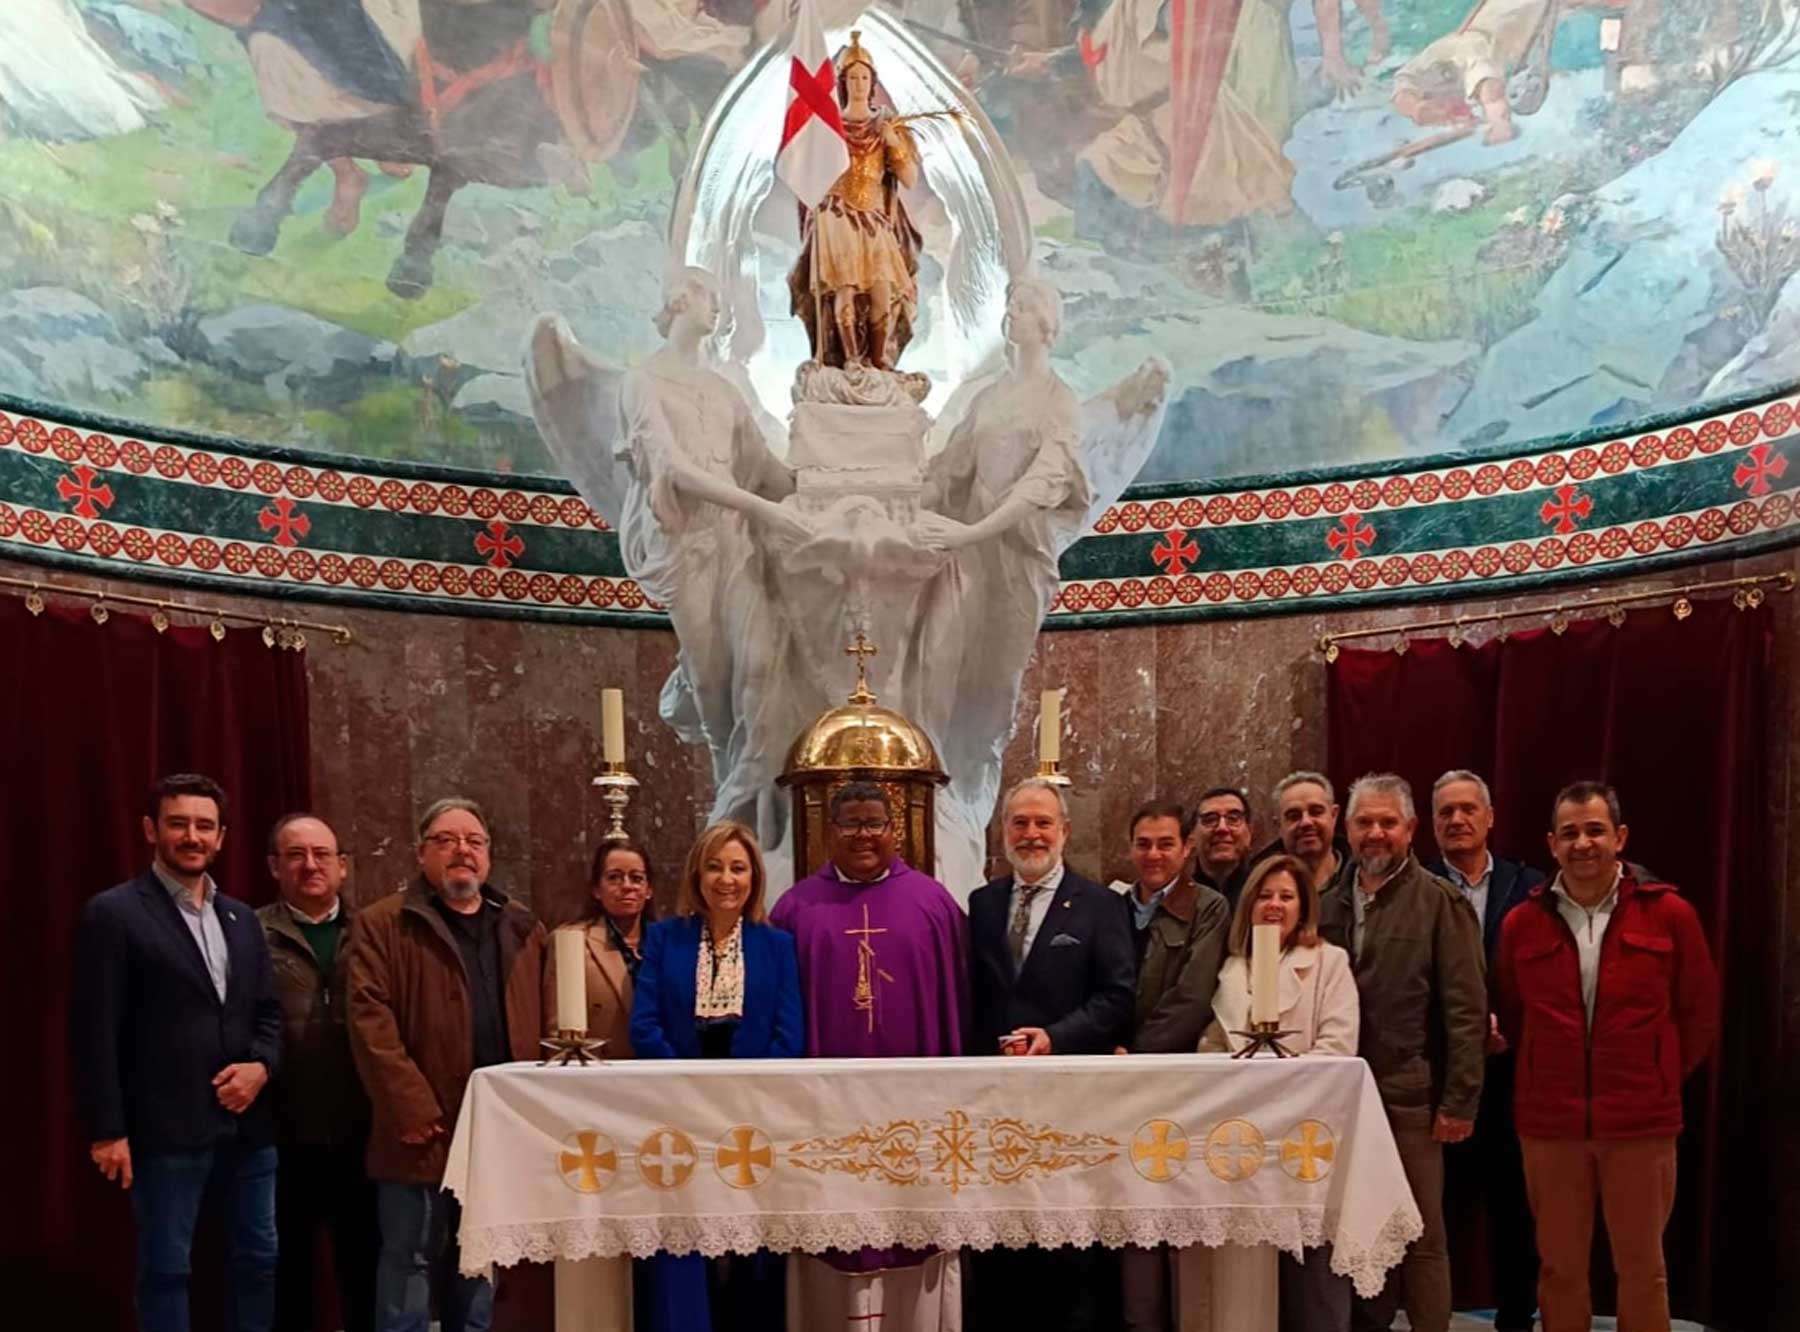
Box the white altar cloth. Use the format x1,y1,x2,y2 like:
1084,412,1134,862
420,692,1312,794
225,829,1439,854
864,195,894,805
443,1053,1421,1297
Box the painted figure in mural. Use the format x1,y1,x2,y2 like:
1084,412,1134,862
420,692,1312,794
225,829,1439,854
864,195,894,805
198,0,749,297
788,31,926,372
999,0,1386,233
1392,0,1608,145
909,277,1170,851
528,269,810,834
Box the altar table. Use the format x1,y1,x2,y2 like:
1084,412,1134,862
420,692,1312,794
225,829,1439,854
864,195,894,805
444,1052,1421,1305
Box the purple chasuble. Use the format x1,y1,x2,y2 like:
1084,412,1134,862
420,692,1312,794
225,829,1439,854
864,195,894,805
771,858,969,1271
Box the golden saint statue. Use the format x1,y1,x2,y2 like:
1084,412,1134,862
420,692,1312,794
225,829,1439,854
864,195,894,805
787,32,924,372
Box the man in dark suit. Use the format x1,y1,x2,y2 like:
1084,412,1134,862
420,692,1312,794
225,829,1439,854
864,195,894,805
967,777,1136,1330
74,773,284,1332
1427,769,1545,1332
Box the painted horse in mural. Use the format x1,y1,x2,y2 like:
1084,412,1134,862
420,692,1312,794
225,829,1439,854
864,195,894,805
194,0,745,298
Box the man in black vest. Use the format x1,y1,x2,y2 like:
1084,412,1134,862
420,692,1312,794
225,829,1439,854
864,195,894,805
74,773,284,1332
1426,769,1545,1332
968,777,1136,1330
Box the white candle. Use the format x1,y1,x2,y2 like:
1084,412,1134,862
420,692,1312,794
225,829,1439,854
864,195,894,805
555,929,588,1035
1250,924,1281,1026
601,688,625,764
1038,689,1061,764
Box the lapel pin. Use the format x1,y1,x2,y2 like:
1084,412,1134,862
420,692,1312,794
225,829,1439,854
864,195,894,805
1061,900,1071,909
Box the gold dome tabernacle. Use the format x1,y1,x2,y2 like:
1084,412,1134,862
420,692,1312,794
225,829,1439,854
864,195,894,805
779,633,947,875
783,692,945,776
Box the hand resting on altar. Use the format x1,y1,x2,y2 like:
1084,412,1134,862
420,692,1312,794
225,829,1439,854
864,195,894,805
1006,1025,1054,1056
910,510,976,553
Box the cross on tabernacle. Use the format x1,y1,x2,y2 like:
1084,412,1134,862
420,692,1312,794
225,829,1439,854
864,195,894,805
845,630,877,702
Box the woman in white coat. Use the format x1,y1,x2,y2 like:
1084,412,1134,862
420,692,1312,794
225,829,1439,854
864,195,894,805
1196,853,1360,1332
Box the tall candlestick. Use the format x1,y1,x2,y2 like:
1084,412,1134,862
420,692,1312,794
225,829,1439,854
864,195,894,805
601,688,625,764
1038,689,1061,765
1250,923,1281,1026
555,929,588,1035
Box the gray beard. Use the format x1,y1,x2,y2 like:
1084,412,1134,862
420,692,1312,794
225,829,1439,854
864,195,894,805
1357,851,1402,880
1007,848,1058,881
441,875,482,901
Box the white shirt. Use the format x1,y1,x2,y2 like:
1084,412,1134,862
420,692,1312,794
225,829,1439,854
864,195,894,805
1443,851,1495,929
286,898,342,925
1012,860,1066,959
1551,865,1622,1027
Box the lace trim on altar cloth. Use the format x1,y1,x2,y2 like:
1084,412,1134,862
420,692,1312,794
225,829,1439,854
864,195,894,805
457,1204,1422,1297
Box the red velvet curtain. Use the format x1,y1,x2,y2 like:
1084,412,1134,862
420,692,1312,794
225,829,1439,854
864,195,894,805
1327,598,1774,1331
0,594,310,1328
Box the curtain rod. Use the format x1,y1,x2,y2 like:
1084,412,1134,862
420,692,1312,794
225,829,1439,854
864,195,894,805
1318,570,1795,660
0,574,354,648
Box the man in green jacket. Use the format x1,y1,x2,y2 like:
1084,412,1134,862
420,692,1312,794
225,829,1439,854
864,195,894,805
258,812,375,1332
1319,773,1487,1332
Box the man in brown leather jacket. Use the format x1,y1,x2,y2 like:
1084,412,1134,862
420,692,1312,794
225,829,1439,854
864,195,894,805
1319,773,1487,1332
346,797,544,1332
258,812,375,1332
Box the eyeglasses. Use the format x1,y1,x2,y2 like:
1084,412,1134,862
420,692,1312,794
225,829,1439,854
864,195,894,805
601,870,649,887
1197,811,1247,829
424,832,490,852
833,819,890,835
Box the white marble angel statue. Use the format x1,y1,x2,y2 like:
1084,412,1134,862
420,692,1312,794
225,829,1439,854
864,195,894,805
911,277,1171,860
526,268,813,837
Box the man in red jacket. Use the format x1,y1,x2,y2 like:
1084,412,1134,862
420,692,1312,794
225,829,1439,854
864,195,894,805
1494,780,1719,1332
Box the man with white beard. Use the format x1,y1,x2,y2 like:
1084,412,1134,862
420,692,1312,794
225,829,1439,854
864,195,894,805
346,798,545,1332
967,777,1136,1330
1318,773,1487,1332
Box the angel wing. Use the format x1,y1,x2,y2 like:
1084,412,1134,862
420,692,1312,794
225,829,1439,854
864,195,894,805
523,314,630,529
1076,355,1173,531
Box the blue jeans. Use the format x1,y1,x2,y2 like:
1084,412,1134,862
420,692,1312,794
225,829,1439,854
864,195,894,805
131,1140,278,1332
375,1182,493,1332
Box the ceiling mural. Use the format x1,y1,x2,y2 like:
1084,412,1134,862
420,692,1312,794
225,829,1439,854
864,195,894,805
0,0,1796,618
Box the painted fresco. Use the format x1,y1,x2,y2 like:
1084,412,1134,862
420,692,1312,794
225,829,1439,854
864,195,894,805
0,0,1795,482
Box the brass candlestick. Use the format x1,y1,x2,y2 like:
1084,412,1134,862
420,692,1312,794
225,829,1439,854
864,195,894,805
591,763,640,842
540,1030,608,1066
1229,1021,1300,1058
1034,759,1073,787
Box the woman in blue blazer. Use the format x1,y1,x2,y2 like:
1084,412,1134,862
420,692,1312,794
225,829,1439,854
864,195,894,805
630,820,802,1332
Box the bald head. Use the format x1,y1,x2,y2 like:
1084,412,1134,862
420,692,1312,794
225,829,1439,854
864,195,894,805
268,814,347,919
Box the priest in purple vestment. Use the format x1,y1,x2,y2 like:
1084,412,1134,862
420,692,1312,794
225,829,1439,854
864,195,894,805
769,780,970,1330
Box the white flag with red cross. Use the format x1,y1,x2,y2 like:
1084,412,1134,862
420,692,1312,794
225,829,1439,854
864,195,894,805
775,0,849,208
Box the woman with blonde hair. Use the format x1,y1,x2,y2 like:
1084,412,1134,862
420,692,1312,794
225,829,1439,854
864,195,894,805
1196,852,1360,1332
631,821,802,1330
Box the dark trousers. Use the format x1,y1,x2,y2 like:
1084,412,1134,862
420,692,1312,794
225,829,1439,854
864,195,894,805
1281,1244,1352,1332
969,1245,1106,1331
274,1141,378,1332
1444,1127,1539,1330
645,1251,785,1332
1353,1126,1449,1332
131,1140,278,1332
374,1182,492,1332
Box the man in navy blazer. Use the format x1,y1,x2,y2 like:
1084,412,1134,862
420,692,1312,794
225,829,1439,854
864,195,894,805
1427,769,1545,1332
967,777,1136,1330
74,773,283,1332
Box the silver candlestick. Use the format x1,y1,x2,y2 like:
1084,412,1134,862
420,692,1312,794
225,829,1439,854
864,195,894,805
592,763,640,842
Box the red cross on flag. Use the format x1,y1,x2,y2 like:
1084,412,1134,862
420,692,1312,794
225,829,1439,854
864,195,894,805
776,0,849,207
